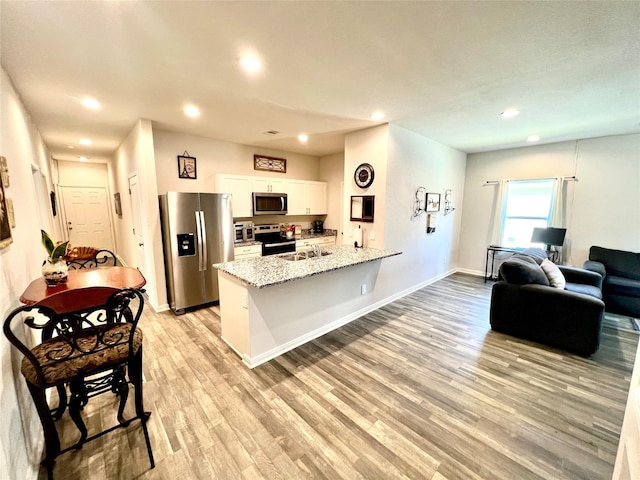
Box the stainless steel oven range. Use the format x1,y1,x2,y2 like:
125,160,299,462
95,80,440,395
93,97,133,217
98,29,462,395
254,224,296,256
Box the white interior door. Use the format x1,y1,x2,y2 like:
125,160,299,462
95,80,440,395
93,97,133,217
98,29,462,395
128,173,146,274
60,186,114,250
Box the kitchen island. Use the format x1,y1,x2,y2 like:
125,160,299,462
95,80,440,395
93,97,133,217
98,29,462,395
213,245,401,368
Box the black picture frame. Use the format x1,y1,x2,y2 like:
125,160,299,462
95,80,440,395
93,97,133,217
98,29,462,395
426,193,441,212
178,155,197,179
350,195,375,222
50,191,57,216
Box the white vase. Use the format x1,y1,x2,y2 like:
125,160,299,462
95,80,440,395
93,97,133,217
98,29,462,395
42,258,69,286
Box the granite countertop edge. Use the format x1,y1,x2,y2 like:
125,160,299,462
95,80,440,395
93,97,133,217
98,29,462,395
214,246,401,289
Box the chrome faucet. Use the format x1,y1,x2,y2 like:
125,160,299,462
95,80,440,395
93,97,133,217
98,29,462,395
312,243,322,258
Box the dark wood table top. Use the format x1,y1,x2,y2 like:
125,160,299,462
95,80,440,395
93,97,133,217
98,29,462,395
20,266,146,313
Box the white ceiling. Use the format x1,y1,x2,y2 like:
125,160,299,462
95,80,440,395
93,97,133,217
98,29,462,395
1,1,639,163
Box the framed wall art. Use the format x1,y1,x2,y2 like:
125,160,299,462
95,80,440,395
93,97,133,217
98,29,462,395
6,198,15,228
0,180,12,249
254,154,286,173
0,156,8,187
114,192,122,216
426,192,441,212
178,155,197,179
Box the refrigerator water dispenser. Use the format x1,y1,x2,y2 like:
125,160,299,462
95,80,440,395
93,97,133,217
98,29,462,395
177,233,196,256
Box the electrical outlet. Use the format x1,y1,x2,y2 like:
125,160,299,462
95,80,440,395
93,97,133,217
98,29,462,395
361,284,367,295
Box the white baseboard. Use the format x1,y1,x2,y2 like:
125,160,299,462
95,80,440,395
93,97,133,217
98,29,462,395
456,268,485,277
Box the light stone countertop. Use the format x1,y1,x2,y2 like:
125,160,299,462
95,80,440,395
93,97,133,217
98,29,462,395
213,245,401,289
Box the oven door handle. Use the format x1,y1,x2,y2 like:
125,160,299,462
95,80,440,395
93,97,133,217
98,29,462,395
264,241,296,248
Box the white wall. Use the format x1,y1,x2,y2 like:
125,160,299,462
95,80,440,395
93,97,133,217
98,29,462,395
344,125,389,249
152,128,321,195
0,68,54,480
318,152,344,234
111,120,166,310
383,124,467,291
458,134,640,273
343,124,467,305
56,160,109,188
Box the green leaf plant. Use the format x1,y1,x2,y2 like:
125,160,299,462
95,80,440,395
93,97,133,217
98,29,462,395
41,230,69,263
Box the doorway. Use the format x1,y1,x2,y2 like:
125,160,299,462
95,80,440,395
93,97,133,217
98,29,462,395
60,186,114,250
128,173,146,275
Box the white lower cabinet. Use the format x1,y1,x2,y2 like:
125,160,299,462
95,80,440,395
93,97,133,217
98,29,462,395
234,244,262,259
296,236,336,252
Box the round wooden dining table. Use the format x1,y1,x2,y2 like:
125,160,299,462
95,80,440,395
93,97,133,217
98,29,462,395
20,266,146,314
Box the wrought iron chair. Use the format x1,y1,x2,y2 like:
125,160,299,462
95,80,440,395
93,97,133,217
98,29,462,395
65,246,117,269
3,287,154,479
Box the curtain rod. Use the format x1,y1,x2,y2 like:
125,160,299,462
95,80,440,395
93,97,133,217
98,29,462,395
483,176,578,186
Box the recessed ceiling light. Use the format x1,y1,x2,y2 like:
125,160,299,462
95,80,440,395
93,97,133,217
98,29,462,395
81,98,101,109
183,105,200,118
240,55,262,72
79,138,92,145
298,134,308,143
527,135,540,142
78,156,89,162
66,145,75,149
501,108,520,118
370,112,385,121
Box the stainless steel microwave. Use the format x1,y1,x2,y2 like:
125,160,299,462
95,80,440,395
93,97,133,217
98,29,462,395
252,192,287,215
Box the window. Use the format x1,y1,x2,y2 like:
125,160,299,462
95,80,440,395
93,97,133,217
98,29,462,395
501,179,556,248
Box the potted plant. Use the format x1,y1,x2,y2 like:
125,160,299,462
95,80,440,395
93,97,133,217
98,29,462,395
41,230,70,286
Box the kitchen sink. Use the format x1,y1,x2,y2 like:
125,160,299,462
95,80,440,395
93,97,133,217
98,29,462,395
280,250,332,261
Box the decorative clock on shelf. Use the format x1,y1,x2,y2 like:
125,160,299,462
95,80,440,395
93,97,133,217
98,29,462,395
354,163,375,189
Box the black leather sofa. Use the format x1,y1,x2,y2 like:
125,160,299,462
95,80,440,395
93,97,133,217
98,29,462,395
584,246,640,318
490,249,605,356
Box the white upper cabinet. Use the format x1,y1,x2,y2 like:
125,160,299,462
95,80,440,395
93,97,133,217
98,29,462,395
216,174,327,217
304,181,327,215
251,177,287,193
216,174,252,218
285,179,306,215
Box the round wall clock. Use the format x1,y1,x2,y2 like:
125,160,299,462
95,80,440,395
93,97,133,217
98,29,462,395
354,163,375,189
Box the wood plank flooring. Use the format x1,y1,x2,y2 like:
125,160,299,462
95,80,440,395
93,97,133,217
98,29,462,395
39,274,638,479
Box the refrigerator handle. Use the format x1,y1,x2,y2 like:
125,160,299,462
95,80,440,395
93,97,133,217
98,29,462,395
199,210,208,271
195,211,204,272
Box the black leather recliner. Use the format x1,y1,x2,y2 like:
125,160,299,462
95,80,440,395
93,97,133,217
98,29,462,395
490,249,605,356
584,246,640,319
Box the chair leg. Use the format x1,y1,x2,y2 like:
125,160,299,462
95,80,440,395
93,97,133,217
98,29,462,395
129,347,155,468
26,382,60,473
113,367,129,423
68,379,88,447
51,385,68,420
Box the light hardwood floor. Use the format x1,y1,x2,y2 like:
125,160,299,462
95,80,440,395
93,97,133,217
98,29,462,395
40,274,639,479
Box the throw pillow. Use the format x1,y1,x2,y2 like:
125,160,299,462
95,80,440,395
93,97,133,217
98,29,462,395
540,258,566,289
499,257,550,286
520,247,548,265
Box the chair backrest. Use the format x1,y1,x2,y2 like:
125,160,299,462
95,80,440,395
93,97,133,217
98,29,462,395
589,246,640,281
3,288,144,388
67,248,117,269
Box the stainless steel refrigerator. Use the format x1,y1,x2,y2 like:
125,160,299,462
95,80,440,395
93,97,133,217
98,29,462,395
159,192,234,314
